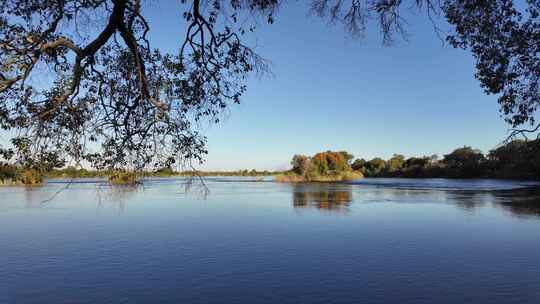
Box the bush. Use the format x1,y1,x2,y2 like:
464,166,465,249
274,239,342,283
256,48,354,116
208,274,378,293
153,167,176,176
108,171,140,185
19,169,43,185
340,171,364,181
0,164,43,185
0,164,19,181
275,173,307,183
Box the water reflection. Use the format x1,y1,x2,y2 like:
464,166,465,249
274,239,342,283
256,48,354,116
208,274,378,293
0,182,142,214
288,181,540,218
445,188,540,218
445,191,490,214
23,186,47,208
3,178,540,219
94,184,142,213
292,183,353,214
492,188,540,218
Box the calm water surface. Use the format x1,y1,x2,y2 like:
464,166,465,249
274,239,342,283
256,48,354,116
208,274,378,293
1,178,540,304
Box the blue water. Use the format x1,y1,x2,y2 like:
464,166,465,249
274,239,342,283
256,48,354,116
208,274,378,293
1,178,540,303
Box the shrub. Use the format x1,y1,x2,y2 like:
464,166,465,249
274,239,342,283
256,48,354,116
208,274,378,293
0,164,44,185
19,169,43,185
108,171,140,185
340,171,364,181
0,163,19,181
275,173,306,183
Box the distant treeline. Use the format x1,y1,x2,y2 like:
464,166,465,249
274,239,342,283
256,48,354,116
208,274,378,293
352,140,540,180
46,167,113,178
177,169,281,177
45,167,281,178
0,165,137,185
0,165,282,185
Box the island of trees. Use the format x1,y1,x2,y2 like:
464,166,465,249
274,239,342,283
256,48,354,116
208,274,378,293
276,151,363,182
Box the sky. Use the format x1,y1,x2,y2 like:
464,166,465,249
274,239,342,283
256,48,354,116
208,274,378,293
2,1,514,171
142,1,511,171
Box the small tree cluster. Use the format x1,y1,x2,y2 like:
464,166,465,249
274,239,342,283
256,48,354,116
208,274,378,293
287,151,361,181
352,142,540,179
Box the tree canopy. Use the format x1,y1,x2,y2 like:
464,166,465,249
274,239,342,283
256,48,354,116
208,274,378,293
279,151,363,182
0,0,538,171
351,141,540,179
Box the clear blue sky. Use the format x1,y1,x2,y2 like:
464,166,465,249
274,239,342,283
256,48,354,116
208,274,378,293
0,2,512,171
144,1,510,171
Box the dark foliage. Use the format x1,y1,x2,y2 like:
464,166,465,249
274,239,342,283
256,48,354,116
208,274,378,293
354,141,540,180
445,0,540,134
0,0,274,171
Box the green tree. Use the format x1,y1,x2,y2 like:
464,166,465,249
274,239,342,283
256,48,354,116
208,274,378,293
351,158,367,172
404,157,429,169
291,155,311,175
365,158,386,176
338,151,355,165
487,140,540,179
327,152,349,172
443,146,486,177
386,154,405,173
401,156,432,177
445,1,540,134
311,153,329,175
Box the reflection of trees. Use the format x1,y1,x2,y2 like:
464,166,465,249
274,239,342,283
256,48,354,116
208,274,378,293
445,191,489,214
446,188,540,218
493,188,540,218
95,183,142,213
292,184,353,214
23,186,44,208
290,182,540,219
